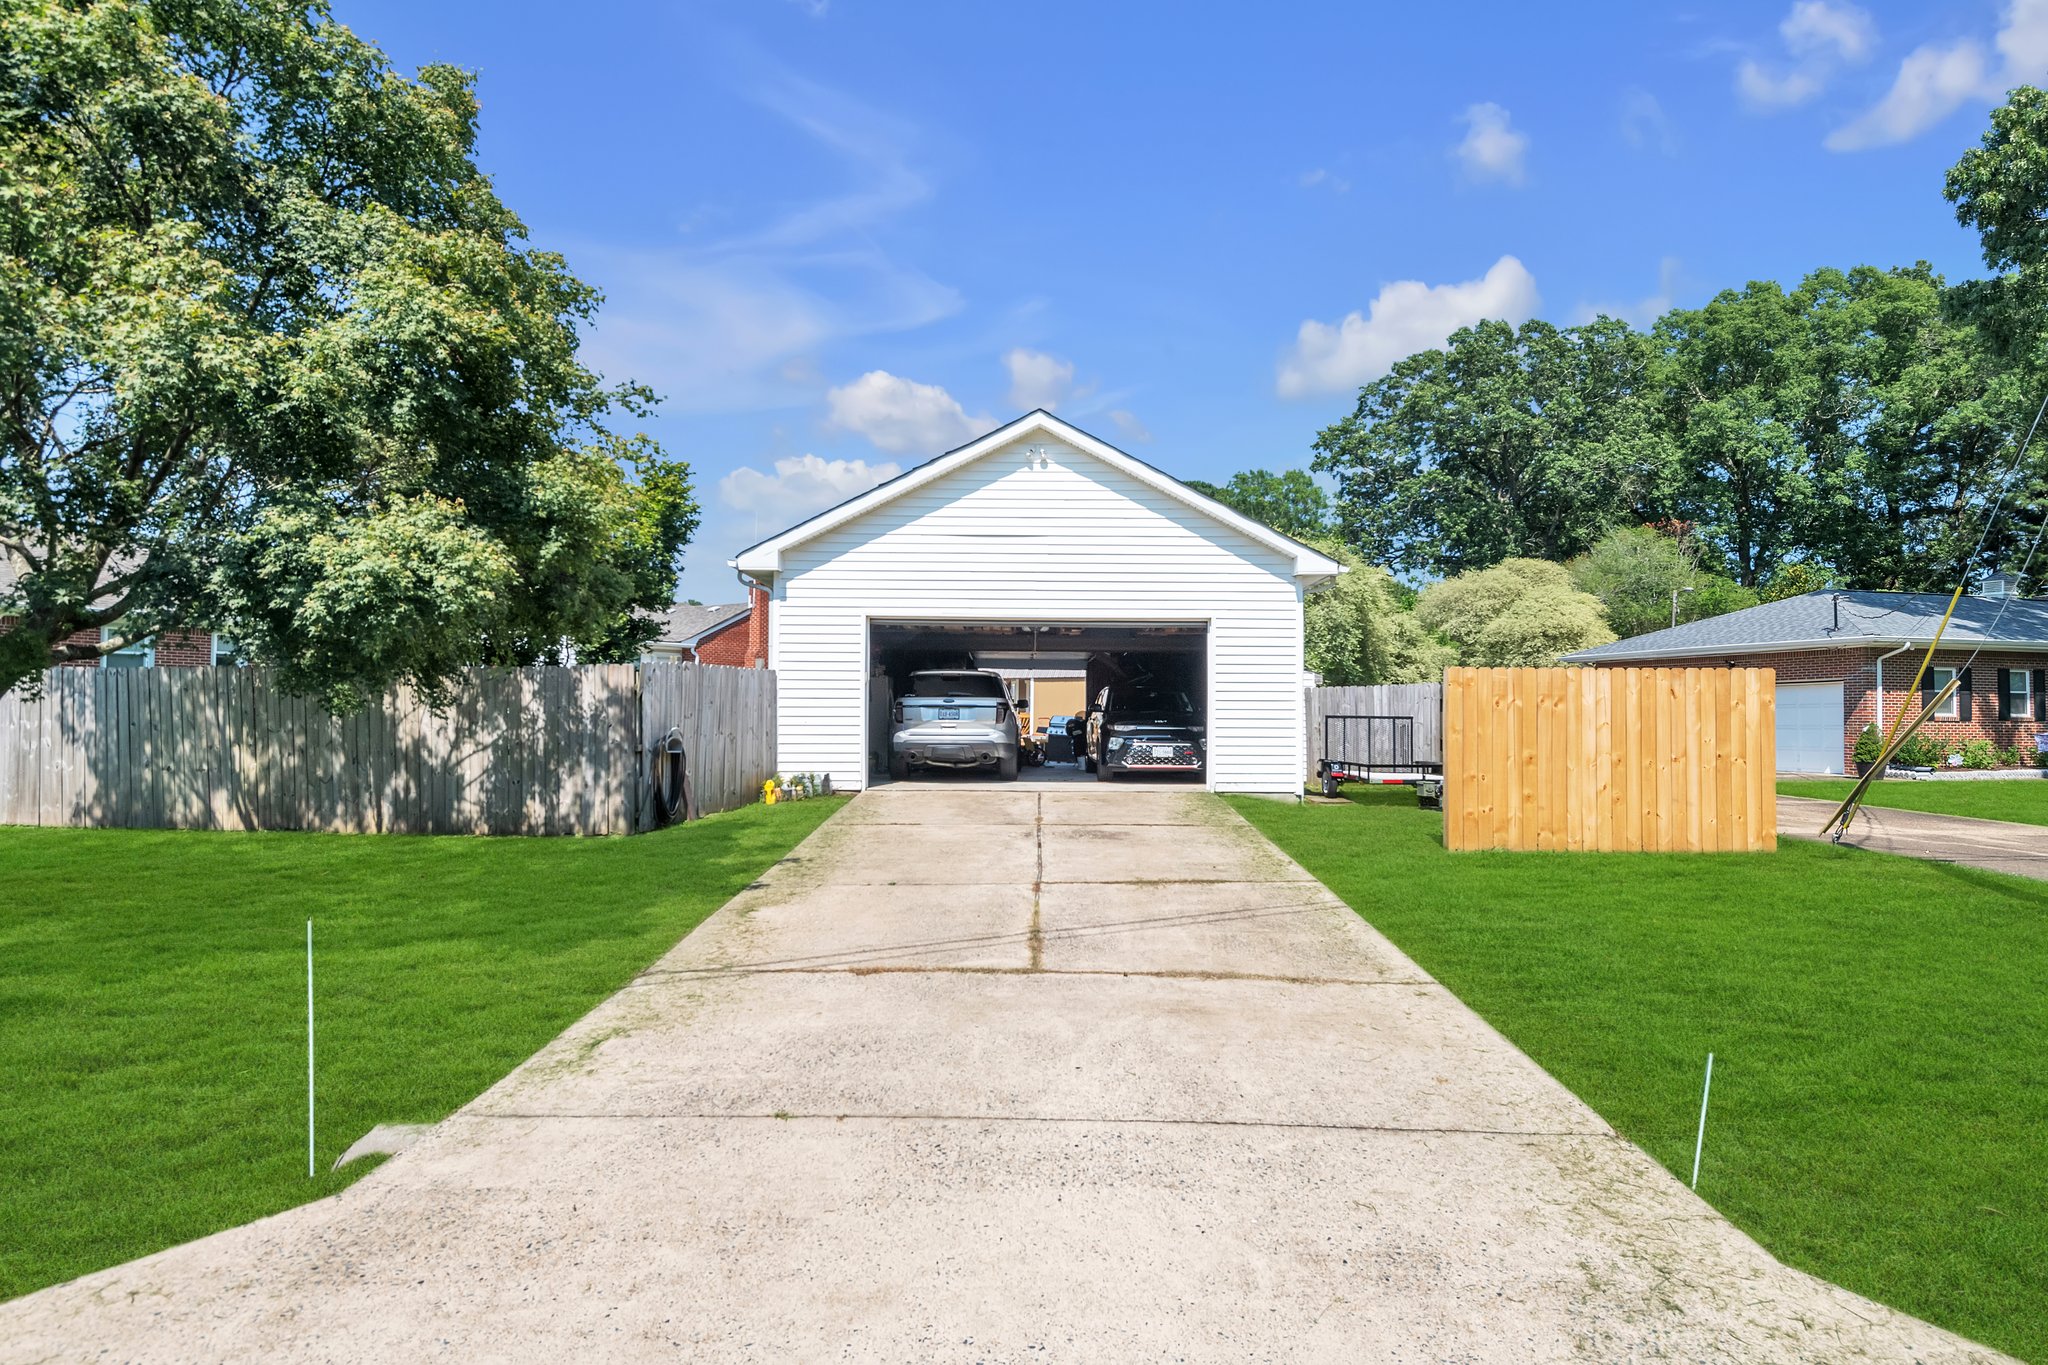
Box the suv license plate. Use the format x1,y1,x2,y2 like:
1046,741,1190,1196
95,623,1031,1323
938,707,960,720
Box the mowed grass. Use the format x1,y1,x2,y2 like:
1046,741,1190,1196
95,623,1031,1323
1227,789,2048,1364
1782,776,2048,827
0,799,843,1302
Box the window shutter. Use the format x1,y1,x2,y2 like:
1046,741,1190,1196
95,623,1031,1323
1959,667,1973,722
2036,670,2046,723
1998,668,2013,720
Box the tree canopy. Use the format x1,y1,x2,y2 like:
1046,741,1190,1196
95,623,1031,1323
1310,318,1672,577
1306,78,2048,601
1300,536,1453,684
1413,559,1615,666
1183,468,1332,539
1567,525,1757,639
0,0,697,704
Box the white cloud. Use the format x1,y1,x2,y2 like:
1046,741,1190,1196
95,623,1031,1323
1736,1,1875,113
1826,40,1990,149
1620,88,1679,154
1107,409,1153,444
825,370,992,455
1003,348,1076,411
1826,0,2048,151
1782,1,1876,61
576,45,961,414
719,453,901,519
1736,59,1825,109
1298,167,1351,192
1453,103,1529,185
1276,255,1541,398
1999,0,2048,72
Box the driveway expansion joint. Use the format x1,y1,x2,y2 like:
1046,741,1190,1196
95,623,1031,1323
467,1110,1620,1138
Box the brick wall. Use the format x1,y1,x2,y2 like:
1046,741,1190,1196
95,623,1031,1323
1,620,216,668
1585,646,2048,769
152,630,214,667
693,587,768,669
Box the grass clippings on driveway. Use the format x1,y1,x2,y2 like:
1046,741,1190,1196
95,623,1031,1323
0,798,842,1303
1781,776,2048,827
1228,788,2048,1364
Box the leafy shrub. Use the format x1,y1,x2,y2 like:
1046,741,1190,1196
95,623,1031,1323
1854,724,1883,763
1894,733,1943,768
1963,739,1996,769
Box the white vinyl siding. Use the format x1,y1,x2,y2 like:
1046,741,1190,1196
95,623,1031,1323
768,436,1309,794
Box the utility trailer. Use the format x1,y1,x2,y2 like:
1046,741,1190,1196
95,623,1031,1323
1316,713,1443,810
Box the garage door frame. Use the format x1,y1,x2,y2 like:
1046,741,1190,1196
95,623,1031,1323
862,613,1216,789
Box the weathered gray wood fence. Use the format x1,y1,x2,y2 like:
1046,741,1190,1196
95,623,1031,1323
0,662,776,836
1305,683,1444,777
637,662,778,828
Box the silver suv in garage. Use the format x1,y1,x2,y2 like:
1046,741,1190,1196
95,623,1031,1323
888,670,1021,781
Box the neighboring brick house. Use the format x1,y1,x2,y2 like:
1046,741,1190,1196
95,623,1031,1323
643,585,768,668
3,622,229,669
1562,582,2048,774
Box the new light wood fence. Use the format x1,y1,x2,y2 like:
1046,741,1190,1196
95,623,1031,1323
1306,683,1443,778
0,662,776,836
1442,666,1776,853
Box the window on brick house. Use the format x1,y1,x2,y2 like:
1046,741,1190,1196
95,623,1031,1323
211,635,243,666
2008,668,2031,718
1929,666,1960,719
102,636,153,669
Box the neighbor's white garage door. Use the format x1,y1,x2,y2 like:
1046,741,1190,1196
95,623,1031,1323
1776,681,1845,774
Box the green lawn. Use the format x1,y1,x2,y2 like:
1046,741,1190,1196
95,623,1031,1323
1781,776,2048,826
1227,789,2047,1364
0,799,843,1303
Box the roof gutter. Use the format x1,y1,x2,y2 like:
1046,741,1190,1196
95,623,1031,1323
1873,641,1912,739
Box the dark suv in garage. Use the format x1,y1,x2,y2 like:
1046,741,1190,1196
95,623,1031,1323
1085,681,1204,780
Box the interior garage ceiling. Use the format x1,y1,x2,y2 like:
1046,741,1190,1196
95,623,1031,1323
869,621,1206,654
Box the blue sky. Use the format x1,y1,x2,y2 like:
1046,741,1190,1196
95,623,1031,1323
334,0,2039,603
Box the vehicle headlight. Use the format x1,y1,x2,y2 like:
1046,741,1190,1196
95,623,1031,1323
1107,736,1130,751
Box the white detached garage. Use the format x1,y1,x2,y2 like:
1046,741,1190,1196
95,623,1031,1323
731,411,1345,795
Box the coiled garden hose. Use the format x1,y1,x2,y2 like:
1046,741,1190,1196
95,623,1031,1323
651,727,695,826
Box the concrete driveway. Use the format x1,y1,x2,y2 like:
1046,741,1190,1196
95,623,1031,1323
1781,792,2048,880
1,788,2007,1362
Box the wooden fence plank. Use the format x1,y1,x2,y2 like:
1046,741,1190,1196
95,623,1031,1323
1,661,777,837
1443,666,1775,854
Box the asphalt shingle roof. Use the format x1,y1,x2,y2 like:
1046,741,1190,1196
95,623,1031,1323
651,601,747,647
1564,589,2048,662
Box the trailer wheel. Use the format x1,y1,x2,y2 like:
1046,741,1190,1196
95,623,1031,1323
1321,772,1341,798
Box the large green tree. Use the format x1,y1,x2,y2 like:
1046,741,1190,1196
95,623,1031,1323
0,0,697,705
1566,524,1757,639
1311,317,1674,577
1651,279,1834,588
1184,468,1332,540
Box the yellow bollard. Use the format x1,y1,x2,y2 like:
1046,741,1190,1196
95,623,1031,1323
763,778,778,805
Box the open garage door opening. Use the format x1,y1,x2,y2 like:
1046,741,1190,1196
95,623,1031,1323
867,621,1209,786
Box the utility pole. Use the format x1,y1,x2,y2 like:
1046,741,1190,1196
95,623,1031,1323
1671,585,1696,629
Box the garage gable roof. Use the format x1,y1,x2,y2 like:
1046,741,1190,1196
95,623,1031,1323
729,411,1346,583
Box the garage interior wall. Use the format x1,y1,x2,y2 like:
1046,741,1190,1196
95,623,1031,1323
765,434,1309,793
